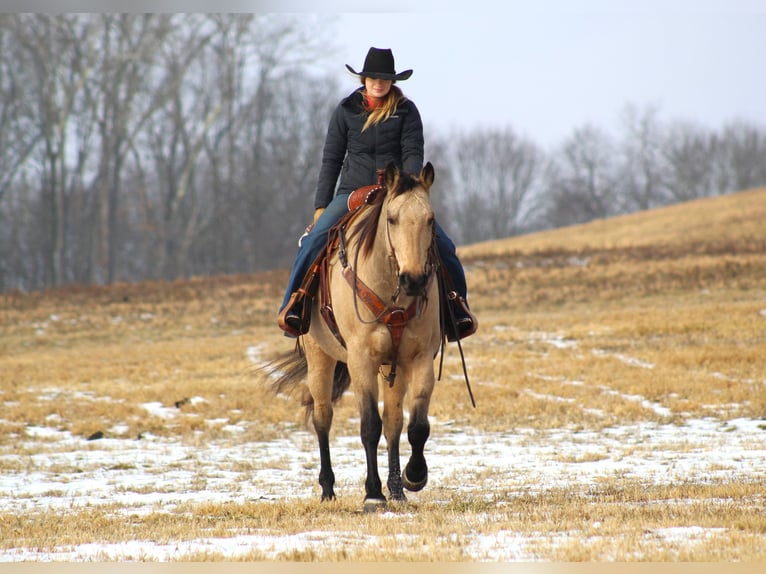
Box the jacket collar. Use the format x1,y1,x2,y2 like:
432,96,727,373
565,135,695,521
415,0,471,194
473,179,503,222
340,87,366,110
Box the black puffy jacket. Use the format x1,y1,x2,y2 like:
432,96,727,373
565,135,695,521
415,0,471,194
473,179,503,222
313,87,424,209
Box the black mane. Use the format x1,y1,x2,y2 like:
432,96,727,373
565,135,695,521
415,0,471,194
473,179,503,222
355,171,420,258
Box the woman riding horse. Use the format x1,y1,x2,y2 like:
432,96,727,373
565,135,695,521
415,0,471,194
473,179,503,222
271,161,445,509
277,47,476,342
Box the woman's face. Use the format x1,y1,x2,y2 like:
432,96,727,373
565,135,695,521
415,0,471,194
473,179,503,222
364,77,393,100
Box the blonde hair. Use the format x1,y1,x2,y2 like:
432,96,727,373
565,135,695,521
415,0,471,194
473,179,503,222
361,81,405,132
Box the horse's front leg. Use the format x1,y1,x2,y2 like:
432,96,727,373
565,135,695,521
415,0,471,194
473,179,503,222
381,365,407,501
403,356,435,492
350,355,386,511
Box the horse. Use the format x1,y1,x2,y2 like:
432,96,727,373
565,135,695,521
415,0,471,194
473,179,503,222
269,162,442,512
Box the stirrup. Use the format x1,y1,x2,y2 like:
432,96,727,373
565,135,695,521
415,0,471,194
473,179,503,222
277,292,310,337
446,292,478,342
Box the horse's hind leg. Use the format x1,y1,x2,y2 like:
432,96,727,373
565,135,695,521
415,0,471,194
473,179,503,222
381,366,407,502
314,402,335,501
403,357,435,492
305,344,338,501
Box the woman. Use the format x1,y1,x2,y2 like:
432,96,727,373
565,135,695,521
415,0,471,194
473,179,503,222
278,47,476,341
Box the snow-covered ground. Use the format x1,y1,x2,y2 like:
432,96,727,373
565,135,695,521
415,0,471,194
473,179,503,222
2,408,765,561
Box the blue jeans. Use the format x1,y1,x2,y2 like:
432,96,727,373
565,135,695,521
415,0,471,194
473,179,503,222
279,193,467,313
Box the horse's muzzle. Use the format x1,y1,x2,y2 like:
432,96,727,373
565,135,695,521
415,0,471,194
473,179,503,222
399,272,429,297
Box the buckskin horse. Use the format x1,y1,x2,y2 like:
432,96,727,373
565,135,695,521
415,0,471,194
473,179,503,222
268,162,448,512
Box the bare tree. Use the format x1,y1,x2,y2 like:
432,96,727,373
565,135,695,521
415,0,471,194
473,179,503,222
4,15,101,287
718,120,766,194
0,20,41,288
661,120,719,202
115,14,336,280
134,16,229,280
618,103,665,211
189,15,259,276
0,20,41,204
80,14,180,284
543,125,618,228
422,133,457,236
253,70,342,269
450,127,541,244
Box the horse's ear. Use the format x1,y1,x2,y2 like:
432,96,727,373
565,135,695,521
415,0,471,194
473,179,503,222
420,162,435,189
384,162,399,190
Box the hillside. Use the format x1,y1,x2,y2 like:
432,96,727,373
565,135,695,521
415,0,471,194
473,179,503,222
456,187,766,309
460,187,766,257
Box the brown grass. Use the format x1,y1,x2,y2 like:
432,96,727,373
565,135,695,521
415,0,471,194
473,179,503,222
1,188,766,561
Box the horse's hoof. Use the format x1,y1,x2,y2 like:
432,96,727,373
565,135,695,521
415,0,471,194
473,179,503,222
362,498,387,513
402,467,428,492
388,491,407,503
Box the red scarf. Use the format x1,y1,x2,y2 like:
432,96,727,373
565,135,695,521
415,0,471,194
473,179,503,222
364,92,382,111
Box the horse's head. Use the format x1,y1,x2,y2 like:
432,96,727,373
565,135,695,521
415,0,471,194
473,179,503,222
383,162,436,297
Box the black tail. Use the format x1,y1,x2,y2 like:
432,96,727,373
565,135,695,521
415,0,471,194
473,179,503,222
262,350,351,424
329,362,351,403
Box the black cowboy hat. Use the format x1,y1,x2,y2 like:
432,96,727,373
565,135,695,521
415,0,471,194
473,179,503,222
345,47,413,81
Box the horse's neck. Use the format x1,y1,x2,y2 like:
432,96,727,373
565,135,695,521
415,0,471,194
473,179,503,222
353,204,397,294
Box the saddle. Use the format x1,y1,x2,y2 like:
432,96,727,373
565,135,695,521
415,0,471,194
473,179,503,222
277,176,387,339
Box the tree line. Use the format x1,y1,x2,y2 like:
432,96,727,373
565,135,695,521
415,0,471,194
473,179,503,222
2,14,765,292
437,107,766,245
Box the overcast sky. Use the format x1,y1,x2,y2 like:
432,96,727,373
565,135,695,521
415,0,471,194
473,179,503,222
315,0,766,148
10,0,766,149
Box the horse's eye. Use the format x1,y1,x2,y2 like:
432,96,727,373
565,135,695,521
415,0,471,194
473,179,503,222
427,217,435,227
387,216,397,225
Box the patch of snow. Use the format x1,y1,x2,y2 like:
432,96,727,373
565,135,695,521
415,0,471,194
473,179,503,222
245,345,264,364
592,348,654,369
595,385,672,418
108,423,131,436
3,416,766,561
206,418,230,427
24,425,67,439
524,390,575,404
543,336,578,350
141,402,178,419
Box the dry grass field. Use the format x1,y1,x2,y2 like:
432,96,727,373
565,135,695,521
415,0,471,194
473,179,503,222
1,187,765,561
